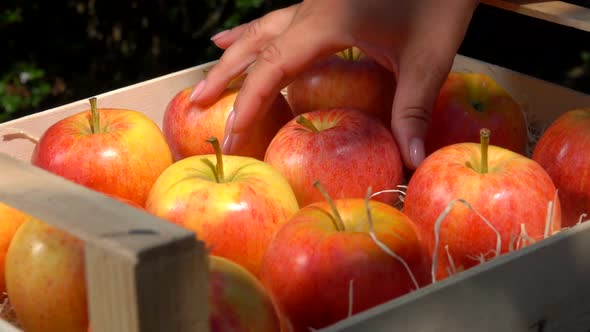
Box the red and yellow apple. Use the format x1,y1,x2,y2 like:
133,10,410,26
163,83,293,161
405,129,561,281
259,193,431,332
264,108,404,208
0,203,28,298
532,108,590,227
287,47,395,125
31,98,173,206
208,255,281,332
5,218,87,332
425,72,528,156
145,138,299,276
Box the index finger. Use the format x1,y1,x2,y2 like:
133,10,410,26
192,5,298,106
222,23,353,156
230,22,353,134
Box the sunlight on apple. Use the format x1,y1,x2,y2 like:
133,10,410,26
30,242,44,257
556,142,569,161
99,148,118,159
295,254,308,268
227,201,249,212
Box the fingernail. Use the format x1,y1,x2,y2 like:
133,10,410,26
211,30,229,41
222,109,236,154
190,80,206,101
409,137,425,169
222,133,234,154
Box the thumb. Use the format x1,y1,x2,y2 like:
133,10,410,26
390,57,451,170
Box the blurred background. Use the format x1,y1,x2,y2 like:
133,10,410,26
1,1,589,123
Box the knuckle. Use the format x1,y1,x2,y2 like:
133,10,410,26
243,18,264,39
405,107,432,123
258,43,283,66
394,99,432,123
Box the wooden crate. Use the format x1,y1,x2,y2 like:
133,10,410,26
481,0,590,32
0,66,211,332
1,4,590,332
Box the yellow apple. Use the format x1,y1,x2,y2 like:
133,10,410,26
5,218,87,332
146,138,299,276
0,203,28,298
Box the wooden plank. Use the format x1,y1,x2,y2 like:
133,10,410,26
0,154,209,332
482,0,590,32
323,221,590,332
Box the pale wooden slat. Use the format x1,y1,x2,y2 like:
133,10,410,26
482,0,590,32
0,319,20,332
323,221,590,332
86,239,208,332
0,154,208,332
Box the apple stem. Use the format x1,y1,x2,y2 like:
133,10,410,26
296,115,320,133
338,47,363,61
339,49,349,60
206,137,225,183
480,128,490,174
89,97,100,134
313,180,345,232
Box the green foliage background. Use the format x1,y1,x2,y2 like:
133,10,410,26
0,0,296,122
1,1,589,123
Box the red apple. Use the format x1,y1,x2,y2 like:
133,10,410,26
145,138,300,276
163,83,293,161
532,109,590,227
264,108,404,208
259,186,431,332
5,218,87,332
404,129,561,281
31,98,173,207
287,47,395,125
208,255,281,332
425,72,528,156
0,203,28,298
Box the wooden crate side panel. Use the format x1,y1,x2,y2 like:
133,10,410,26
0,62,211,162
0,153,194,246
482,0,590,32
323,221,590,332
86,239,208,332
0,154,209,332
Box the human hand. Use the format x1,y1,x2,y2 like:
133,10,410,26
190,0,479,169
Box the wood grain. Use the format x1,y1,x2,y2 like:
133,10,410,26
483,0,590,32
323,221,590,331
0,155,209,332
